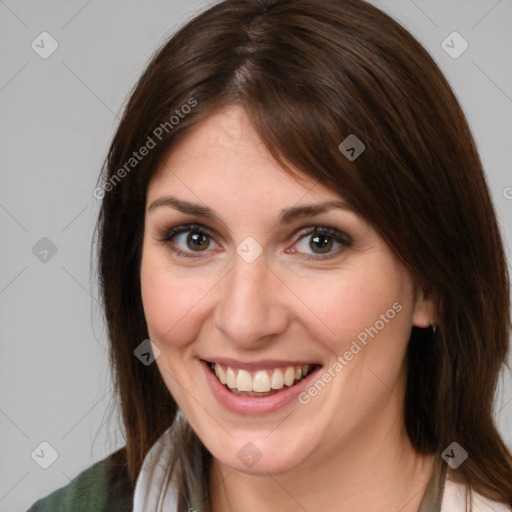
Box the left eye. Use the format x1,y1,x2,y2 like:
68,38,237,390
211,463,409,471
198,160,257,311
291,228,352,258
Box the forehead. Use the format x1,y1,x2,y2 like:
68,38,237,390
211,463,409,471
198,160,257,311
146,105,341,209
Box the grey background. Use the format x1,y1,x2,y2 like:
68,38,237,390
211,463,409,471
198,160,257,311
0,1,511,510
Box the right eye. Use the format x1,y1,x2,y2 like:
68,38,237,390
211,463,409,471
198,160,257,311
160,223,219,258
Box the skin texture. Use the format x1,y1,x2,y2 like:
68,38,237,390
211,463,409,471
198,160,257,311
140,105,436,511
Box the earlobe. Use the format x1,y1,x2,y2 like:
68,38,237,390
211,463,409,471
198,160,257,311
412,288,436,329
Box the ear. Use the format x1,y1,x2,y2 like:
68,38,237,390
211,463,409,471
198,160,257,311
412,287,436,328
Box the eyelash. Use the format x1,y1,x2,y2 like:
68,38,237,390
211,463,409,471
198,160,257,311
158,223,353,261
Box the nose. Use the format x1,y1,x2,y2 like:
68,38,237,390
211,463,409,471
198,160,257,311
213,254,289,348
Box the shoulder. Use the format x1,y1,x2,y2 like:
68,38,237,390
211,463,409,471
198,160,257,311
26,447,132,512
442,477,511,512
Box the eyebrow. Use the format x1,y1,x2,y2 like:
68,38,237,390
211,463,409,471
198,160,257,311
147,195,355,224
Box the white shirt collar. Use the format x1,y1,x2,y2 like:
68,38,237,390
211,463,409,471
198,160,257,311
441,477,511,512
132,425,178,512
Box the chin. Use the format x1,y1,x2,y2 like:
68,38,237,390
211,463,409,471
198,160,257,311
205,433,312,476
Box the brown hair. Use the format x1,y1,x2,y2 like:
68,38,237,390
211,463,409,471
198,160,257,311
95,0,512,508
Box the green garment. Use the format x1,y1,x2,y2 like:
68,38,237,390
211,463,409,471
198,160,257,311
26,448,132,512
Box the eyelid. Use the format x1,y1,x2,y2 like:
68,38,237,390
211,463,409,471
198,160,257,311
159,222,216,241
292,225,353,244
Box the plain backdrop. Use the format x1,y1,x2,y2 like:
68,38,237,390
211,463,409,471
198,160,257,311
1,1,511,510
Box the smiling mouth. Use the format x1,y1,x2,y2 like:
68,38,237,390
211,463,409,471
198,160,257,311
206,361,320,397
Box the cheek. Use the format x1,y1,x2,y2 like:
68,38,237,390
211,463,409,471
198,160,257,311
140,250,214,349
288,264,413,357
289,267,413,427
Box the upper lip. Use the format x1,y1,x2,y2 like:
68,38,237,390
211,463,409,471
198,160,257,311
202,357,321,371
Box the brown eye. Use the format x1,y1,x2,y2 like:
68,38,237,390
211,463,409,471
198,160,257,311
187,231,210,251
290,226,352,260
309,234,333,254
160,224,217,258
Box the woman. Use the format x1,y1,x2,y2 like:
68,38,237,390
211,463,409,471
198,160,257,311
27,0,512,510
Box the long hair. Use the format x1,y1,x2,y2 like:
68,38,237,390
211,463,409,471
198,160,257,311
94,0,512,508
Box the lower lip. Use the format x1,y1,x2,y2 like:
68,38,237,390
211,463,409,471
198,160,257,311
201,360,321,415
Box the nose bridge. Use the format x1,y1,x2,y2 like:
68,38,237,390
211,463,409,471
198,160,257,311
214,254,287,346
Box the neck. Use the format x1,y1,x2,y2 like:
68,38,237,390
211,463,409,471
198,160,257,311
209,412,435,512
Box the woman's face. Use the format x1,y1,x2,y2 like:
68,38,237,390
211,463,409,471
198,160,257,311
140,105,433,475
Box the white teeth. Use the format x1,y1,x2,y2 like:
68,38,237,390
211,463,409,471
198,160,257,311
284,366,296,386
216,364,227,384
213,363,313,393
226,366,236,388
236,369,253,392
271,368,284,389
253,370,271,392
